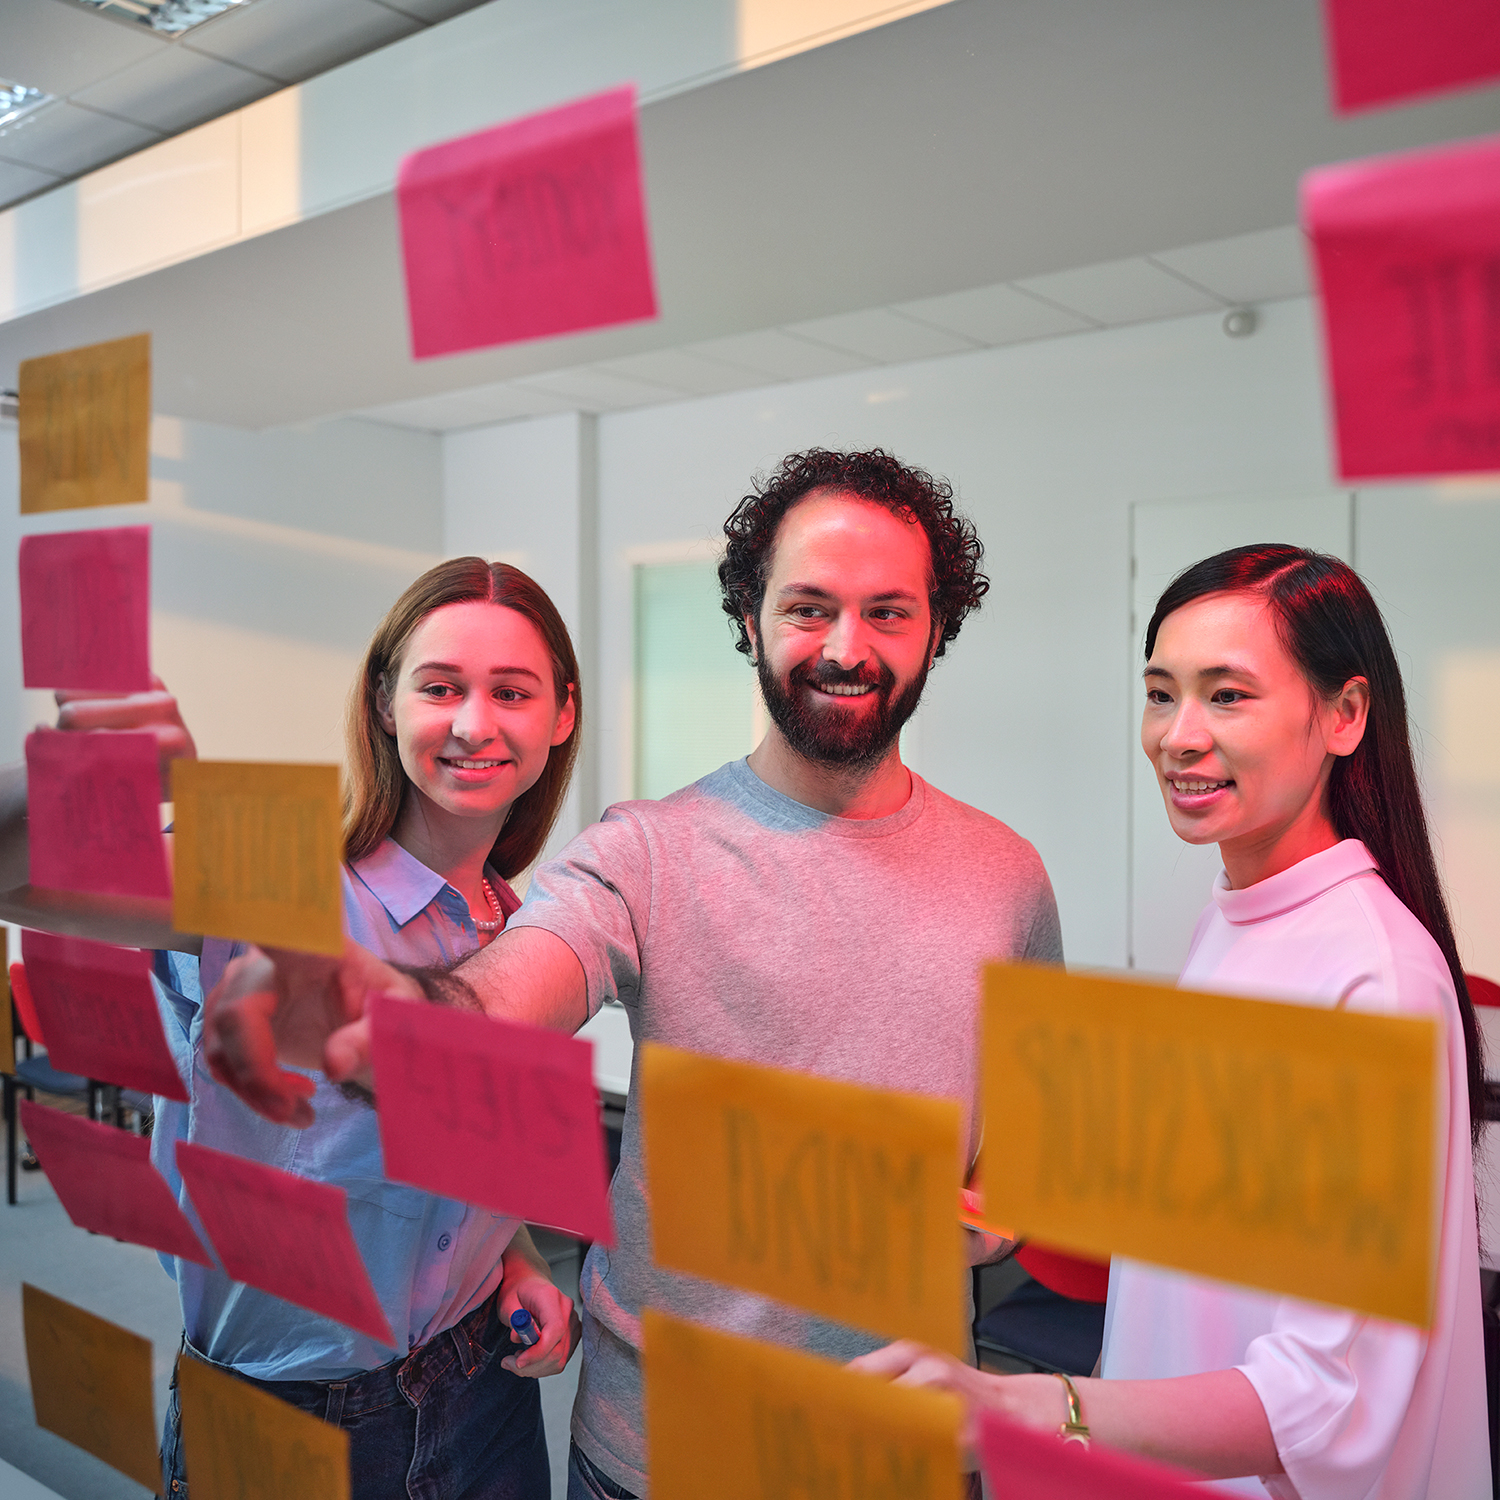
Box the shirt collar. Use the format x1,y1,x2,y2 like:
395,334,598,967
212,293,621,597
1211,838,1377,925
347,838,450,928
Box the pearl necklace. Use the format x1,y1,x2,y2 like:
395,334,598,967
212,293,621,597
475,877,504,933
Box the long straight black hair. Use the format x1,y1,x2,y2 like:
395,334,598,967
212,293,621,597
1145,544,1484,1146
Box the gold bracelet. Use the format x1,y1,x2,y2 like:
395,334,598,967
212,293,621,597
1054,1373,1090,1447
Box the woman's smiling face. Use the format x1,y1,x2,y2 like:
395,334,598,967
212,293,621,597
378,601,574,829
1141,591,1366,881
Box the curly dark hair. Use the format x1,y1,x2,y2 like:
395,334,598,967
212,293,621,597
718,448,988,659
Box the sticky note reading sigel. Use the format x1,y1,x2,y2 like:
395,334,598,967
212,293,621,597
645,1308,964,1500
25,729,170,899
22,1283,161,1491
21,1102,210,1265
172,761,343,955
22,930,188,1100
1322,0,1500,113
178,1354,350,1500
641,1045,968,1354
20,526,151,692
398,85,657,358
370,995,614,1242
19,334,150,513
1305,134,1500,480
981,963,1438,1326
177,1140,394,1346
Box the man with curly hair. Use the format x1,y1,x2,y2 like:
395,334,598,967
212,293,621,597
205,448,1063,1500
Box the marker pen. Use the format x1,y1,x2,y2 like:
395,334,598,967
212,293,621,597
510,1308,540,1348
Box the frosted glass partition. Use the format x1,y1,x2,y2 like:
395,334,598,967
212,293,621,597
634,561,756,800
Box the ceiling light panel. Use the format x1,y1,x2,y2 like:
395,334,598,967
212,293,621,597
74,0,261,37
0,79,54,130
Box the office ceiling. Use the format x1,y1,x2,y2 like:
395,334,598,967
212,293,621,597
1,0,1498,430
0,0,488,209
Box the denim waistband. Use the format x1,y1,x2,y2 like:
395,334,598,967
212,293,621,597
182,1291,499,1421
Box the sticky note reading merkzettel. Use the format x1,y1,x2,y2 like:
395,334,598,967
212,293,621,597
398,85,657,359
19,334,150,514
982,963,1438,1326
1305,134,1500,480
645,1309,964,1500
641,1044,968,1355
171,761,343,955
178,1354,350,1500
22,1283,161,1491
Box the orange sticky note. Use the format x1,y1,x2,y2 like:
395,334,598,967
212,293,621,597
171,761,344,955
19,334,150,513
177,1353,350,1500
981,963,1439,1326
641,1044,968,1355
644,1308,964,1500
22,1283,160,1491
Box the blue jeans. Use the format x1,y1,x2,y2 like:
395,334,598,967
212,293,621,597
566,1441,637,1499
163,1295,548,1500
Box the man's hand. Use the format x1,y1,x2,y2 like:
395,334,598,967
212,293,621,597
55,674,196,798
498,1276,580,1378
202,941,420,1126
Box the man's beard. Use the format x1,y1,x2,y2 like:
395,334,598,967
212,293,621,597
756,652,929,768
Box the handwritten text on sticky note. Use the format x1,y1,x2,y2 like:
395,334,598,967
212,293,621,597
645,1308,964,1500
177,1140,394,1346
641,1044,967,1354
370,995,613,1242
982,963,1437,1326
22,930,188,1100
1322,0,1500,113
20,526,151,692
22,1283,161,1491
26,729,170,899
178,1353,350,1500
1305,134,1500,480
19,334,150,514
398,85,657,359
21,1101,210,1264
172,761,343,955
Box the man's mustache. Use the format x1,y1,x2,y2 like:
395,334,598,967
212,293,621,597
791,660,890,691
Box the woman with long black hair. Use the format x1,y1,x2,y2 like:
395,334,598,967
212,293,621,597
856,545,1489,1498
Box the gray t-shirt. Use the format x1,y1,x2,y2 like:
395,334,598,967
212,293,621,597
509,758,1063,1494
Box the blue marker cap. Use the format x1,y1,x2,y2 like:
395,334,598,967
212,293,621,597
510,1308,539,1348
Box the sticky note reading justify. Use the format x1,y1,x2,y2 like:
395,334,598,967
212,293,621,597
22,1284,161,1491
981,964,1438,1326
645,1309,964,1500
641,1045,967,1354
19,334,150,513
178,1355,350,1500
1305,133,1500,480
172,761,343,955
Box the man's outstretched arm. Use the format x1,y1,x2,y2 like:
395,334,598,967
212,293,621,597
203,926,590,1127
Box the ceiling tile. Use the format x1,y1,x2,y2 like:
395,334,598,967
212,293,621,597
0,99,161,176
375,0,491,21
593,348,766,396
1,0,167,98
894,282,1096,345
71,45,276,133
185,0,423,84
784,307,979,363
687,330,872,381
1016,257,1225,326
512,366,680,411
1149,227,1312,307
0,155,67,210
359,382,574,429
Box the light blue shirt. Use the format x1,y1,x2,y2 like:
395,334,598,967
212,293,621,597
150,837,523,1381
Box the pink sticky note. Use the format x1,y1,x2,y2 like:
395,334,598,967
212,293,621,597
21,930,188,1102
980,1409,1210,1498
369,994,614,1244
25,728,170,898
176,1141,395,1346
397,85,657,359
1323,0,1500,113
1304,134,1500,480
20,526,151,692
20,1100,211,1266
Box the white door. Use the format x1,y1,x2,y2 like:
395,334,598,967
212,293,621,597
1129,494,1353,978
